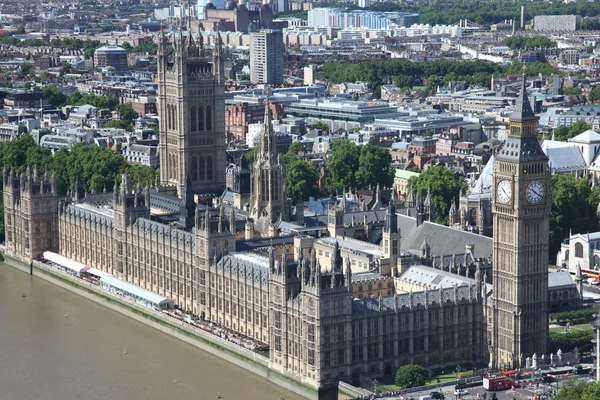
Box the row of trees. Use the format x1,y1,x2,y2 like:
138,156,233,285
504,36,557,50
0,135,157,241
323,59,556,95
550,309,598,326
43,87,121,110
555,379,600,400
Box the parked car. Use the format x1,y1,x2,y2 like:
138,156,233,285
429,392,445,399
454,389,469,396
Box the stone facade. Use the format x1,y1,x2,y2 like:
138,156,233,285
157,27,227,197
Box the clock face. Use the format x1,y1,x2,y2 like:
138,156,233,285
526,180,545,204
496,180,512,204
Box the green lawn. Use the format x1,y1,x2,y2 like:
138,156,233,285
549,323,593,334
380,370,474,391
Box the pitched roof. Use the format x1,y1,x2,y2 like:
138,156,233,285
402,221,492,260
569,129,600,144
546,146,587,172
509,78,535,122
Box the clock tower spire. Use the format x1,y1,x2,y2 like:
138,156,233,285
490,73,550,370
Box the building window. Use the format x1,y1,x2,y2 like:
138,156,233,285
198,107,204,131
190,106,197,131
575,242,584,258
206,105,212,130
206,155,213,180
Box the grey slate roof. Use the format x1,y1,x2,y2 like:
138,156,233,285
351,284,477,314
402,221,492,260
236,236,296,252
510,79,535,121
218,252,270,284
546,146,586,173
548,271,576,289
131,218,195,247
400,265,475,289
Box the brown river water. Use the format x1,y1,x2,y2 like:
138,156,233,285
0,263,304,400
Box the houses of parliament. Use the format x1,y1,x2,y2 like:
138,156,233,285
3,26,551,395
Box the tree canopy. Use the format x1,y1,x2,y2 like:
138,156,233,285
407,166,467,226
0,134,157,196
553,121,590,142
326,140,394,194
394,364,427,389
281,142,320,203
550,174,600,260
323,59,557,96
504,36,557,50
555,379,600,400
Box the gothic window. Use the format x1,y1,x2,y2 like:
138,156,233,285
272,173,279,201
198,107,204,131
206,155,213,180
190,106,197,131
594,255,600,267
173,105,177,130
167,105,172,130
191,157,198,181
575,242,584,258
206,105,212,130
261,173,268,201
199,155,205,180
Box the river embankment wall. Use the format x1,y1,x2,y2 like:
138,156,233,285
2,251,366,400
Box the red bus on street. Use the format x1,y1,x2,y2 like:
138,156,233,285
483,374,513,391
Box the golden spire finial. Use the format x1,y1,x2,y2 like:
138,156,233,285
521,64,527,76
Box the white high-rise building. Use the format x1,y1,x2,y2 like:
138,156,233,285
358,0,370,8
250,30,284,85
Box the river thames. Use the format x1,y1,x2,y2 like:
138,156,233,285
0,263,304,400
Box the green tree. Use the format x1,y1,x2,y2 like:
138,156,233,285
589,85,600,103
355,144,394,190
245,147,259,166
550,174,600,257
394,75,414,89
394,364,427,389
281,142,306,167
103,119,133,131
425,75,441,94
116,103,139,124
43,86,68,108
127,164,158,187
19,62,32,75
285,159,320,203
563,87,582,95
326,140,360,193
582,382,600,400
555,379,587,400
553,120,590,141
407,165,467,225
313,121,329,132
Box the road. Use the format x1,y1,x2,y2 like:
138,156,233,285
376,374,594,400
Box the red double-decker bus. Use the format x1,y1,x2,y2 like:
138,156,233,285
483,374,513,391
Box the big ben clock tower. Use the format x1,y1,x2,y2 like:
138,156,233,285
490,74,550,370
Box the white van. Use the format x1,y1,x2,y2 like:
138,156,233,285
420,396,433,400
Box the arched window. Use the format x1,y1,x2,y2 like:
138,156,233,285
191,156,198,181
198,155,205,181
190,106,197,131
173,105,177,130
166,105,171,130
594,255,600,268
198,107,204,131
575,242,584,258
565,249,570,260
206,105,212,130
206,155,213,180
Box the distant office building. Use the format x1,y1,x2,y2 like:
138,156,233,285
94,46,128,71
307,8,419,29
533,15,581,31
198,0,225,19
357,0,370,8
277,0,288,13
250,29,284,85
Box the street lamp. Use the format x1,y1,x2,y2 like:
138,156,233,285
592,313,600,382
